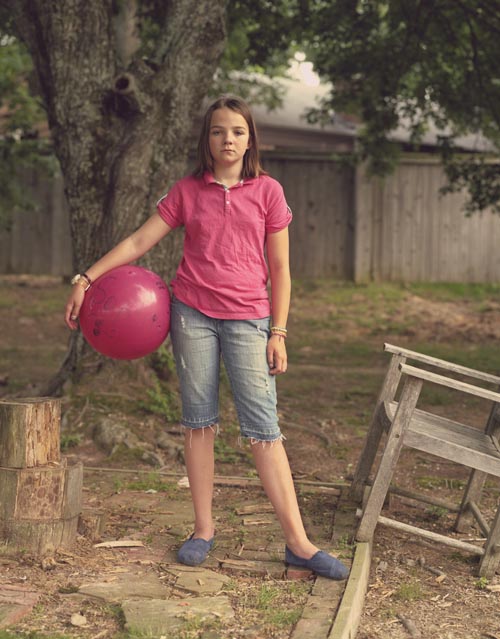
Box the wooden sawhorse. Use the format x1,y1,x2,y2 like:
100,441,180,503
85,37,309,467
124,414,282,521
352,343,500,577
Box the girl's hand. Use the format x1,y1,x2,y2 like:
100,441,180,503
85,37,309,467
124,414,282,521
267,334,287,375
64,285,86,330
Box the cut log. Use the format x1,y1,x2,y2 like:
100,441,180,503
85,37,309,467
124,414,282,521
0,516,80,555
0,398,60,468
0,459,82,521
0,458,83,553
0,398,82,555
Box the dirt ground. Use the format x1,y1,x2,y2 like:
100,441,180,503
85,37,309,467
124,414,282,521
2,276,500,638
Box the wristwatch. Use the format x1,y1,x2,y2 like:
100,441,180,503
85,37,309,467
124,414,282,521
71,273,92,291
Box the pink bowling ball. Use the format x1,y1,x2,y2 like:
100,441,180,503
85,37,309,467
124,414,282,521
79,265,170,360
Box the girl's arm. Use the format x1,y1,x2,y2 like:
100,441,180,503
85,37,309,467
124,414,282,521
266,227,291,375
65,212,172,329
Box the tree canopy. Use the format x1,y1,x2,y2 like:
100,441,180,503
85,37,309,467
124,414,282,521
0,29,54,226
302,0,500,212
4,0,500,218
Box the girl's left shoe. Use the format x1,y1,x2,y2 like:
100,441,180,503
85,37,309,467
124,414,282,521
177,534,214,566
285,546,349,580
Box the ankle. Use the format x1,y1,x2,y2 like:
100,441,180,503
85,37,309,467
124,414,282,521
286,540,318,560
193,526,215,540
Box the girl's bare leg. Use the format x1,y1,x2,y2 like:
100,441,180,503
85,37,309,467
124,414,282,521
184,427,216,540
251,439,318,558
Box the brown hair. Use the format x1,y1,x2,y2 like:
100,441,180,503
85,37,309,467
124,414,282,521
193,95,267,178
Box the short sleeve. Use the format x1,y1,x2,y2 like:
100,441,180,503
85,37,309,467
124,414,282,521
156,181,184,229
264,178,293,233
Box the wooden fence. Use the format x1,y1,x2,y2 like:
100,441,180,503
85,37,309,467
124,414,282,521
1,153,500,282
354,157,500,282
263,153,354,279
0,167,72,276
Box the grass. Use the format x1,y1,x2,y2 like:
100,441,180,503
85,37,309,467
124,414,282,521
3,278,500,638
0,634,72,639
408,281,500,302
416,476,466,491
475,576,490,590
60,433,82,451
394,580,426,601
138,377,180,421
244,580,309,629
125,473,179,495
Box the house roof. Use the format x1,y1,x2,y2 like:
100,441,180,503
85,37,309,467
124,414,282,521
250,76,356,153
250,73,495,154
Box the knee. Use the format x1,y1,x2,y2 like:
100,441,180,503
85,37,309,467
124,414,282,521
184,424,218,445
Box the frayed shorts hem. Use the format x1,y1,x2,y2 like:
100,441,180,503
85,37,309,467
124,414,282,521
241,433,285,445
239,427,284,443
179,420,283,444
181,416,220,430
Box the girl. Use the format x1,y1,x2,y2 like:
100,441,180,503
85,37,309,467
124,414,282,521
65,95,348,580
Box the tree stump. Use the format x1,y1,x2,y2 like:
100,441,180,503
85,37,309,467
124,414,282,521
0,398,82,554
0,397,60,467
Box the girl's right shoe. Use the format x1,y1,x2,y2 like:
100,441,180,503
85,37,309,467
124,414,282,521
177,534,214,566
285,546,349,580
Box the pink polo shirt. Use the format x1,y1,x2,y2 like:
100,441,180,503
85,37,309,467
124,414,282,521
157,172,292,319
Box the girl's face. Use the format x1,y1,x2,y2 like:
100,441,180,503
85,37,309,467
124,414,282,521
208,107,251,173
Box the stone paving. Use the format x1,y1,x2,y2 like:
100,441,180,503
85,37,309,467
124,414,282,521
0,475,361,638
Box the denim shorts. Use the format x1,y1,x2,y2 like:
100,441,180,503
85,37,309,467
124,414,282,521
170,297,282,442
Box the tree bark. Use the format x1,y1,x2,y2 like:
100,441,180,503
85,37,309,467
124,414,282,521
7,0,226,390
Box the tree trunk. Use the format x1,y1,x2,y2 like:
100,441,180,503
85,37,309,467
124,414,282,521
8,0,226,390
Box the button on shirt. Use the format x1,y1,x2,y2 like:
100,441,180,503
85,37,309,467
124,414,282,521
156,172,292,319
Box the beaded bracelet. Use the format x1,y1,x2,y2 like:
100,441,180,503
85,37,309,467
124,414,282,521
270,326,287,334
270,326,287,339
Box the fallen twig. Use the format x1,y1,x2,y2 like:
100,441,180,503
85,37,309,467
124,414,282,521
397,614,422,638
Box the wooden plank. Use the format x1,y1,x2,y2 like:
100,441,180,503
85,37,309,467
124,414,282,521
400,364,500,403
235,504,275,515
478,505,500,577
377,515,484,555
242,516,275,526
386,484,460,513
357,376,422,541
385,402,499,453
457,403,500,532
328,542,371,639
384,343,500,385
62,459,83,519
350,353,405,501
385,402,495,452
0,398,61,468
468,500,490,538
406,415,498,457
353,163,374,282
455,469,488,533
403,423,500,476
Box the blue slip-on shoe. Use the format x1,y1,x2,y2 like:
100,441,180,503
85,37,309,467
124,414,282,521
285,546,349,580
177,534,215,566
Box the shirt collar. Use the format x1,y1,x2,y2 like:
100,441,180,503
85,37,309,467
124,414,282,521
203,171,255,187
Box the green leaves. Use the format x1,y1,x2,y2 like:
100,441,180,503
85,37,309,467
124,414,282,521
0,33,53,225
303,0,500,211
